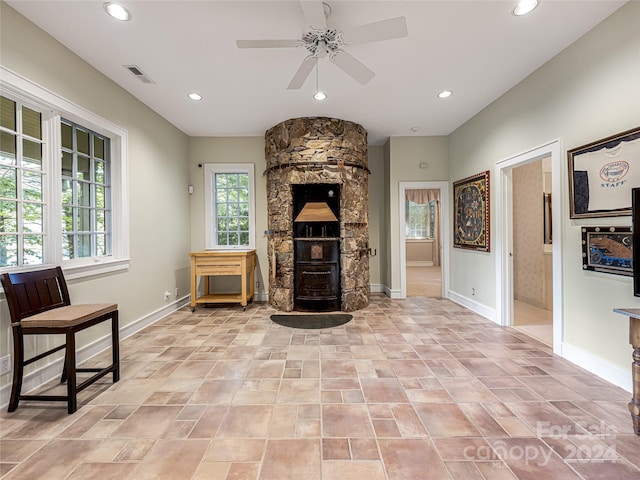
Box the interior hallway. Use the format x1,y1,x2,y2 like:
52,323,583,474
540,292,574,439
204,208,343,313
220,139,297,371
513,301,553,347
406,266,442,298
1,295,637,480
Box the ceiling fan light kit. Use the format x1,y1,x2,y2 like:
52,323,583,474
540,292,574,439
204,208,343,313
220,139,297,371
236,1,408,93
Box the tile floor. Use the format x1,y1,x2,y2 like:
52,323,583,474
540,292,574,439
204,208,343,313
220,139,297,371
1,295,639,479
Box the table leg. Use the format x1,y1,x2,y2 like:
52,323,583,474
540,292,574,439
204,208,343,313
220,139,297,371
190,256,197,309
630,317,640,435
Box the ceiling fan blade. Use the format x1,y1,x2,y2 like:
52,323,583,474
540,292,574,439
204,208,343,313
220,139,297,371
331,50,375,85
287,55,317,90
300,1,327,30
341,16,408,45
236,39,300,48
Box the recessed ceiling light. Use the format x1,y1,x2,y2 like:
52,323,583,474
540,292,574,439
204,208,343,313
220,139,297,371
188,93,203,101
104,3,131,21
438,90,453,99
513,0,539,16
314,91,327,101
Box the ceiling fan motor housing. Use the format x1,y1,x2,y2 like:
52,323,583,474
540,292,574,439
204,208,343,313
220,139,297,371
302,29,343,58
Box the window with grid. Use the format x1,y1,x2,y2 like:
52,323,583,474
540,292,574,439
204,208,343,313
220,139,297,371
406,200,436,239
204,163,255,249
61,120,111,260
1,68,128,277
0,96,46,267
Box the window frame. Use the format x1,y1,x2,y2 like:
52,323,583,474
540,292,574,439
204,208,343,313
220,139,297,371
204,163,255,250
0,66,129,280
406,200,435,240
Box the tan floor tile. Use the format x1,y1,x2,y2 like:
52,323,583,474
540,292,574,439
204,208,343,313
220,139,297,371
129,439,209,480
217,405,272,438
378,438,450,480
259,439,321,480
114,438,156,461
112,405,182,438
0,440,48,462
65,462,138,479
190,379,242,404
414,403,480,437
360,378,409,403
322,404,374,437
322,460,387,479
349,438,380,460
1,439,101,480
191,461,231,480
3,296,636,480
277,379,321,403
205,438,265,462
322,438,350,460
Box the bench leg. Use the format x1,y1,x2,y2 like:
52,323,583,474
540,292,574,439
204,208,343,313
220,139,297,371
112,312,120,383
65,332,77,414
8,326,24,412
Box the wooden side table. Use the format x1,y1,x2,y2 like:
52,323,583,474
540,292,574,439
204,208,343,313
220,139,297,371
613,308,640,435
189,250,256,311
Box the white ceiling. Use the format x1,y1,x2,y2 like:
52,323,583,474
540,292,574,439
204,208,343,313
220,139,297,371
7,0,625,144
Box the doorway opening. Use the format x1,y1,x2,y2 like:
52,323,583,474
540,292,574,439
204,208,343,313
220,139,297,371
511,157,553,346
495,140,563,355
399,181,450,299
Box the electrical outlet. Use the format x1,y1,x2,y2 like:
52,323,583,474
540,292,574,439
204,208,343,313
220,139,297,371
0,355,11,375
256,280,260,289
164,290,171,300
471,288,476,296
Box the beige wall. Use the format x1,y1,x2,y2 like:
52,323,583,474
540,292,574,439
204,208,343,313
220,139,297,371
448,1,640,372
1,4,190,388
188,137,385,296
406,241,433,264
367,145,385,287
386,137,448,293
512,160,546,308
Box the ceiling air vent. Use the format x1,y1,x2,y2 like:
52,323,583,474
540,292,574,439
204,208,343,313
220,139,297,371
124,65,155,84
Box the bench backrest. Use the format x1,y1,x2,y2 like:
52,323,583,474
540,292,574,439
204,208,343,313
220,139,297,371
1,266,72,323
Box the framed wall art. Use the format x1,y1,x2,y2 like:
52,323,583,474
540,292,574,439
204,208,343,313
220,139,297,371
581,226,632,276
568,126,640,219
633,188,640,296
453,170,490,252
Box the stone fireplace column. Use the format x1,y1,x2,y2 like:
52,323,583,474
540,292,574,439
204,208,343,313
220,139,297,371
265,117,370,312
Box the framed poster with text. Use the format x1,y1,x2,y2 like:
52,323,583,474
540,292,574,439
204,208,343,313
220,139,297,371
569,127,640,219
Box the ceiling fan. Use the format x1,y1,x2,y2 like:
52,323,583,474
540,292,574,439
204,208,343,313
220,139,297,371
236,1,408,89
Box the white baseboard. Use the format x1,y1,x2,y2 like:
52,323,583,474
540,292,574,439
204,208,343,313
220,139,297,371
0,295,191,409
447,292,632,394
370,284,384,293
384,285,403,299
406,261,434,267
253,292,269,302
561,342,632,393
447,290,498,324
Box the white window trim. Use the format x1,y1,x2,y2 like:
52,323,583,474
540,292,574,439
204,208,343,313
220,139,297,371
0,66,130,280
204,163,255,250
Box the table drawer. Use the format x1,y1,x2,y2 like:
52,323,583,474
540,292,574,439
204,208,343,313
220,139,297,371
196,264,242,275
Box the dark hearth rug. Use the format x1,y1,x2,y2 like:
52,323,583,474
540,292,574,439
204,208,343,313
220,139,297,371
271,313,353,329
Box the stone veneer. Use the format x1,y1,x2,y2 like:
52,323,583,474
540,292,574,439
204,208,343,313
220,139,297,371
265,117,370,312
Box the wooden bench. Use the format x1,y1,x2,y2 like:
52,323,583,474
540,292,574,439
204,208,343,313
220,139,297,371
1,266,119,413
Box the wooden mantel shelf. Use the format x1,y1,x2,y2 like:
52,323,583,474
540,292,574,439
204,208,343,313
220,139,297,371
189,250,256,311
